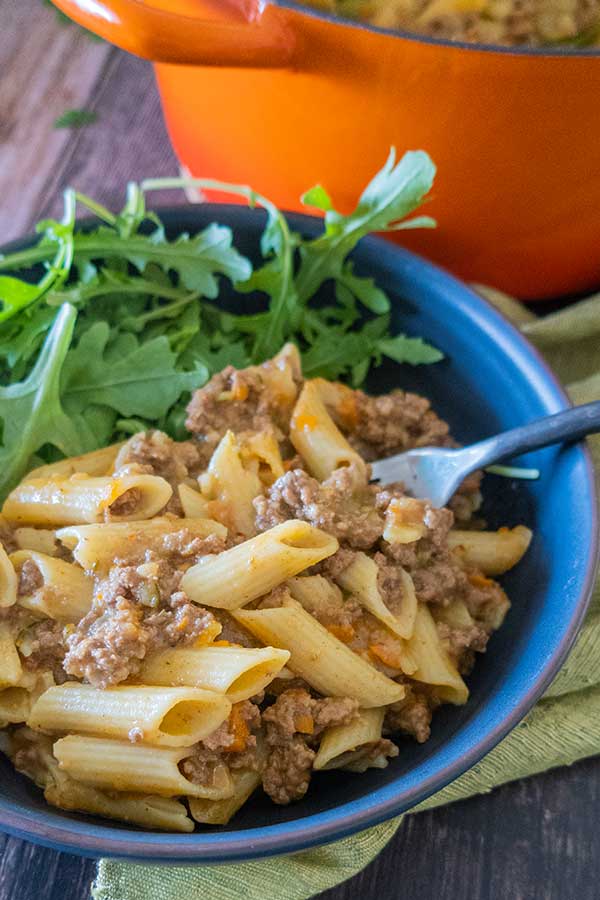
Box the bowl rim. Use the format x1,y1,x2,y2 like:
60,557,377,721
272,0,600,57
0,204,597,862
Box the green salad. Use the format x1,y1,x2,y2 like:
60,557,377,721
0,149,443,500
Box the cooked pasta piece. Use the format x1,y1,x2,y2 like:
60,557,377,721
286,573,344,612
382,497,428,545
14,527,60,557
0,623,22,688
188,766,262,826
0,687,33,724
0,543,17,608
138,645,290,703
181,520,338,610
334,552,417,640
28,684,232,747
447,526,533,575
432,598,476,630
406,604,469,704
24,443,125,482
45,777,194,832
3,474,173,526
57,517,227,571
178,483,212,519
53,735,234,799
10,550,92,622
290,380,366,481
314,708,386,771
234,596,405,707
239,430,285,485
198,431,263,537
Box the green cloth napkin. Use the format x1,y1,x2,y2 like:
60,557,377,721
93,289,600,900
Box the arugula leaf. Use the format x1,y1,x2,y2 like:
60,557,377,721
295,149,436,303
377,334,444,365
61,323,207,419
0,305,95,496
54,109,98,129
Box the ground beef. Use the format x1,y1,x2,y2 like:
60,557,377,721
343,389,451,461
262,736,316,805
254,465,383,550
262,688,359,804
114,430,204,483
203,701,261,754
63,570,216,688
114,431,205,514
17,559,43,596
108,488,142,519
215,611,259,648
21,621,67,682
343,738,400,773
180,746,229,787
186,351,301,455
384,685,436,744
463,574,511,632
263,689,359,738
181,702,262,785
313,547,359,580
436,621,489,657
64,595,147,687
411,558,469,606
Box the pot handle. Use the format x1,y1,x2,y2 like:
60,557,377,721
50,0,296,67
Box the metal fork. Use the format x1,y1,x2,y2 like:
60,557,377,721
370,401,600,507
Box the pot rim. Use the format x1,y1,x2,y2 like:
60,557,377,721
272,0,600,57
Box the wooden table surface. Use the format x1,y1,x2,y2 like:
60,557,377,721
1,3,598,898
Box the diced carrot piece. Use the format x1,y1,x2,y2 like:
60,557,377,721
325,623,356,643
294,714,314,735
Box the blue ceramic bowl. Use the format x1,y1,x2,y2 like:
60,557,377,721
0,206,597,862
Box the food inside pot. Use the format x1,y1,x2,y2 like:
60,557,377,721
305,0,600,46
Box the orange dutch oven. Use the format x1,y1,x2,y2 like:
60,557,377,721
52,0,600,299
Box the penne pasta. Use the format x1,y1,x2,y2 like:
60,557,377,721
10,550,92,622
406,604,469,704
289,380,366,481
314,708,385,771
181,520,338,610
52,735,234,799
198,431,263,537
447,526,533,575
383,497,428,545
178,483,212,519
28,684,232,747
45,777,195,832
234,597,405,707
0,543,17,608
3,474,173,526
24,443,125,482
188,767,262,826
14,527,60,557
57,517,227,571
0,687,32,724
286,574,345,614
334,552,417,640
240,430,285,485
138,645,290,703
0,622,22,688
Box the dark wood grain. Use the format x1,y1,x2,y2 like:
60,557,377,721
0,3,599,899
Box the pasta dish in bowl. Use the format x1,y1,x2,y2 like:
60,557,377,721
0,195,595,860
0,344,533,831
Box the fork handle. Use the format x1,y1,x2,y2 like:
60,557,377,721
467,401,600,469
